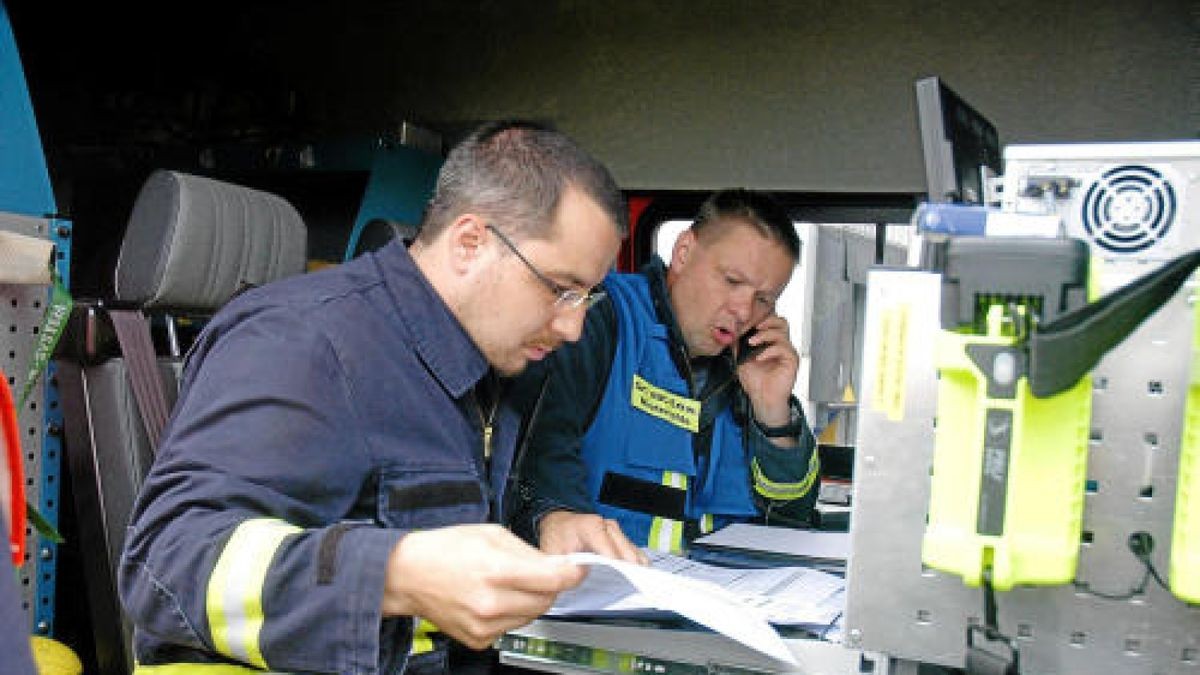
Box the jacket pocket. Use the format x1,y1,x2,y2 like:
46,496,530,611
376,468,488,529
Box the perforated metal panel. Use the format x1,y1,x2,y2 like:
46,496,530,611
1,211,70,635
845,268,1200,674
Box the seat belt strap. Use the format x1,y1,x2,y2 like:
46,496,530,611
108,309,171,452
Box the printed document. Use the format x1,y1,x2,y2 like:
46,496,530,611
547,550,847,665
693,523,850,563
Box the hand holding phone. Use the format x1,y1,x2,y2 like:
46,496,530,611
733,317,802,442
736,328,767,365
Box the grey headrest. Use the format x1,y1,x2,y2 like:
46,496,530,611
114,170,307,312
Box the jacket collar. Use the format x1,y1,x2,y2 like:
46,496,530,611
641,255,737,396
642,255,687,349
376,240,490,399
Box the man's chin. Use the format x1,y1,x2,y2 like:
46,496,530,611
690,341,723,359
494,360,525,378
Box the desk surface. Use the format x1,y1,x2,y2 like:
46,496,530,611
499,620,884,675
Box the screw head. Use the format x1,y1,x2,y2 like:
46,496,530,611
847,628,862,647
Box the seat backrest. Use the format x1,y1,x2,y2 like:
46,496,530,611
114,170,307,312
343,217,416,261
56,170,306,674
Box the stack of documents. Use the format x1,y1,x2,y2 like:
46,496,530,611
546,549,847,665
691,523,850,573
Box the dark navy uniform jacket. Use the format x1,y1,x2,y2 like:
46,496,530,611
120,240,526,674
1,554,36,675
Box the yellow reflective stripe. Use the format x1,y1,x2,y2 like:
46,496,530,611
135,665,266,674
411,636,434,654
206,518,301,669
752,451,820,501
647,515,666,552
700,513,715,534
411,618,439,654
647,472,687,554
648,516,683,554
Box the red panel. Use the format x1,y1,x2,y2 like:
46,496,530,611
0,370,26,565
621,195,654,272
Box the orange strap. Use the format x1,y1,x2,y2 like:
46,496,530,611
0,369,26,565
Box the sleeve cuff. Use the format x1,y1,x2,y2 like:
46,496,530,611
337,527,409,672
528,499,595,546
752,396,805,438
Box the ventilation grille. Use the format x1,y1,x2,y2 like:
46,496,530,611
1080,165,1177,254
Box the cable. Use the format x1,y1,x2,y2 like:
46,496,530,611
1074,568,1150,601
968,570,1021,673
1129,532,1170,590
1072,531,1169,600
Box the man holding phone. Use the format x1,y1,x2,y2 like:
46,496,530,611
514,189,819,555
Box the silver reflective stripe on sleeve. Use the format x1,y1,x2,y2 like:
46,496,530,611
206,518,302,669
647,471,687,554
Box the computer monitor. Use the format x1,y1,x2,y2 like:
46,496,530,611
915,76,1001,204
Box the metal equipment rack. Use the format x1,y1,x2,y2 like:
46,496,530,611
845,267,1200,673
1,212,71,636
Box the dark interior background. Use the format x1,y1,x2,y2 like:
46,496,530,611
5,0,1196,294
2,2,1195,671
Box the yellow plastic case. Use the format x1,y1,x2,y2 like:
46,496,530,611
923,306,1092,590
1170,300,1200,603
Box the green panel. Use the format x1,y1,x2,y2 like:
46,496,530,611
923,306,1091,590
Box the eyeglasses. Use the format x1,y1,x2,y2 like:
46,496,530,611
486,224,606,310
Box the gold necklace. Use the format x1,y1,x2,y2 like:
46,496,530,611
475,372,500,459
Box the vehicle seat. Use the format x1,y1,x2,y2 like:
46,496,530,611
55,170,306,674
344,216,416,260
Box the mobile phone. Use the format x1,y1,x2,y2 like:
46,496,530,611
736,328,766,365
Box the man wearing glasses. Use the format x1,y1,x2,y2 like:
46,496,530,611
119,121,638,675
515,189,821,556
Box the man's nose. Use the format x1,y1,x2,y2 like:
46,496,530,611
549,305,586,343
729,288,755,324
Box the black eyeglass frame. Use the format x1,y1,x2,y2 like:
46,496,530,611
486,224,606,310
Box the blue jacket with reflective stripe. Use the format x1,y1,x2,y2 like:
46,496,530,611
513,257,818,548
120,241,521,674
581,271,757,544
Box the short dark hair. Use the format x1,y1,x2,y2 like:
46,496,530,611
418,120,627,243
691,189,800,261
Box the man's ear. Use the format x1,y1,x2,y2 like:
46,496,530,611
446,215,489,273
671,229,697,269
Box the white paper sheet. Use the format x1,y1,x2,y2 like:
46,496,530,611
548,551,853,666
644,551,843,625
693,523,850,562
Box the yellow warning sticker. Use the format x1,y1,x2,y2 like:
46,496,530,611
631,374,701,433
871,304,909,421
